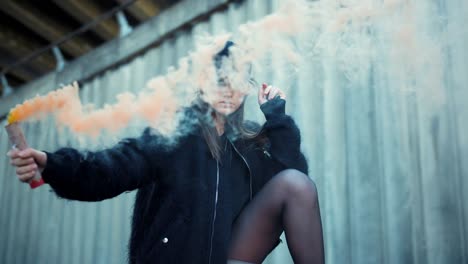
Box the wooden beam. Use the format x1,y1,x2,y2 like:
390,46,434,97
2,72,25,86
0,70,24,96
0,0,94,57
0,25,55,74
0,54,38,82
52,0,119,41
117,0,161,21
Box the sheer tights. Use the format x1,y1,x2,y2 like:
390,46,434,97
227,169,325,264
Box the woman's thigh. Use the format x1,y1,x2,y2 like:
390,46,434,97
228,169,313,262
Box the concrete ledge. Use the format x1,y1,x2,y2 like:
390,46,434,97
0,0,233,119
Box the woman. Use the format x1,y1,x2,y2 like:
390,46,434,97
8,42,325,264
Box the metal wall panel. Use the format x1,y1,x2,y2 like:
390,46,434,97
1,0,467,263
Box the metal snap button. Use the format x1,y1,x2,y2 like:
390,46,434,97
162,237,169,243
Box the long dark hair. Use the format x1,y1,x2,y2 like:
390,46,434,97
193,95,259,161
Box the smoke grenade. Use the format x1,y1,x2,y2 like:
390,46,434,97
5,123,45,189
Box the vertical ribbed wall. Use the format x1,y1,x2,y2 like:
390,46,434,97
0,0,467,263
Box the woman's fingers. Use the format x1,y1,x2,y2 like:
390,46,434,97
6,148,20,158
265,85,272,95
279,90,286,100
16,163,37,175
268,86,280,100
16,163,38,182
258,83,286,106
10,157,35,166
8,148,34,159
8,147,45,183
18,171,35,183
17,148,37,159
258,83,268,105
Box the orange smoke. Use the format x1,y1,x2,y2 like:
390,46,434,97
7,81,179,137
7,83,75,125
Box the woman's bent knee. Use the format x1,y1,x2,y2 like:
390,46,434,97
274,169,318,201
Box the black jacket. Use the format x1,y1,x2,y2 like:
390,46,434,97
41,97,308,264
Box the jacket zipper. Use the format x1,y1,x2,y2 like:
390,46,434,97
228,139,253,201
208,141,252,263
208,161,220,264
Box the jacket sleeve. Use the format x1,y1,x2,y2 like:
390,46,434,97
41,128,160,201
260,96,309,174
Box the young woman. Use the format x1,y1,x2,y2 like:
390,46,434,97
8,42,325,264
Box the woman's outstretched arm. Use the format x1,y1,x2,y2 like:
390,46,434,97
9,128,160,201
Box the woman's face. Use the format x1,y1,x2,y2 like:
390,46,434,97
211,77,246,116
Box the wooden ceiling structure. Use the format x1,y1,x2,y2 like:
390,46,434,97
0,0,179,96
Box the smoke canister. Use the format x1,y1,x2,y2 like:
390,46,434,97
5,122,45,189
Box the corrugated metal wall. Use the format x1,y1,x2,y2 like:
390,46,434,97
1,0,467,263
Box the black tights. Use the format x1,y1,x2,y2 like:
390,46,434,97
227,169,325,264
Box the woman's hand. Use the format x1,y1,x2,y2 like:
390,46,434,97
7,148,47,183
258,83,286,106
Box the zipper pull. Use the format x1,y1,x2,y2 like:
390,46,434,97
263,149,271,158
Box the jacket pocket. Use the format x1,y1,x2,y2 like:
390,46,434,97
143,204,191,263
